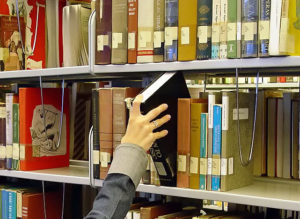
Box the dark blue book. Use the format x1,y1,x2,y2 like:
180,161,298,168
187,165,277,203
258,0,271,56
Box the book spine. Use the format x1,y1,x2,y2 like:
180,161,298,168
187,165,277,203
95,0,112,64
282,93,291,178
92,90,100,179
197,0,212,60
137,0,154,63
153,0,165,62
269,0,282,56
2,190,8,219
258,0,271,56
219,0,228,58
199,113,208,190
278,0,289,54
212,104,222,191
178,0,197,61
207,94,215,190
8,191,13,219
128,0,138,63
227,0,238,58
164,0,178,61
5,94,13,170
112,0,128,64
236,0,242,58
12,103,19,170
0,105,5,169
241,0,258,57
211,0,221,59
221,93,229,191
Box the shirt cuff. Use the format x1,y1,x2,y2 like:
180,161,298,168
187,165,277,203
108,143,148,188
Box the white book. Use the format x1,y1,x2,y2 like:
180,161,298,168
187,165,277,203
269,0,282,55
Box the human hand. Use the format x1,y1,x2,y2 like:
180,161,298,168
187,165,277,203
121,94,171,152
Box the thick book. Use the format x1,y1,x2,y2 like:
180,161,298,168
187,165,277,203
241,0,258,57
153,0,165,62
12,103,20,170
164,0,178,61
211,0,221,59
197,0,212,59
112,0,128,64
137,0,154,63
0,103,6,169
19,88,70,171
190,101,208,190
200,113,208,190
128,0,138,63
221,92,254,191
99,88,113,179
92,89,100,179
95,0,112,64
258,0,271,56
178,0,197,61
139,72,190,186
0,16,26,71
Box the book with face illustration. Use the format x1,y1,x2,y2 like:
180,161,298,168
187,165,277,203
19,87,70,171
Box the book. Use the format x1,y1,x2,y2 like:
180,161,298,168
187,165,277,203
267,98,276,177
137,0,154,63
291,99,299,179
197,0,212,59
221,92,254,191
0,103,6,169
164,0,178,61
95,0,112,64
99,88,113,179
12,103,20,170
0,15,26,71
211,0,221,59
7,189,17,219
2,189,8,219
112,0,128,64
227,0,241,58
276,98,283,177
241,0,258,57
128,0,138,63
278,0,289,54
269,0,283,56
153,0,165,62
178,0,197,61
190,101,208,190
19,88,70,171
140,203,181,219
139,72,190,186
200,113,208,190
258,0,271,56
219,0,228,58
286,0,300,56
92,89,100,179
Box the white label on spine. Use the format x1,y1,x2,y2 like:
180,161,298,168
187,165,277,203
200,158,207,175
237,22,242,41
221,158,227,175
112,32,123,49
100,0,103,19
6,145,13,158
227,23,237,41
0,146,5,159
20,145,25,160
222,95,229,130
190,157,199,174
233,108,249,120
97,35,104,51
181,27,190,45
229,157,234,174
242,22,257,41
208,94,215,129
139,31,151,48
259,20,270,40
207,158,212,175
128,32,136,49
219,44,227,58
177,154,187,172
93,150,100,164
165,27,178,46
212,158,221,175
100,152,111,167
198,26,208,43
154,31,164,48
212,24,220,43
13,144,19,160
154,162,167,176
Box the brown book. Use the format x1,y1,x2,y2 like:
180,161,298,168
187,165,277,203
140,203,181,219
95,0,112,64
153,0,165,62
112,0,128,64
128,0,138,63
99,88,113,179
267,98,276,177
178,0,197,61
112,87,141,150
291,100,299,179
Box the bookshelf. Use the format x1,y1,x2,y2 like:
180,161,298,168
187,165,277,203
1,9,300,214
188,82,300,89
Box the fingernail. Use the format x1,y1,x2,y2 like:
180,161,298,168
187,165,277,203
163,104,168,109
167,115,171,119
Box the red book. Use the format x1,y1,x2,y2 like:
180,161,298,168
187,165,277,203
19,88,70,171
128,0,138,63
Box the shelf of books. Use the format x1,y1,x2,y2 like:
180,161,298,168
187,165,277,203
188,82,300,89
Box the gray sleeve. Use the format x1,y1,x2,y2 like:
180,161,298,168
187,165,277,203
108,143,148,188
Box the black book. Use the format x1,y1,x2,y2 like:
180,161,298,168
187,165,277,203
139,71,190,186
92,89,100,179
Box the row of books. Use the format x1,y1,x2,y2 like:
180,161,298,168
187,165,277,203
0,88,70,171
0,184,62,219
95,0,300,65
253,90,300,179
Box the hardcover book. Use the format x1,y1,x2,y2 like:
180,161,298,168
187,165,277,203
211,0,221,59
92,89,100,179
128,0,138,63
200,113,208,190
227,0,241,58
286,0,300,56
153,0,165,62
258,0,271,56
219,0,228,58
164,0,178,61
12,103,19,170
19,88,70,171
0,103,6,169
269,0,283,56
95,0,112,64
139,72,190,186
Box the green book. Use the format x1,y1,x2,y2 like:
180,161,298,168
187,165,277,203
12,103,19,170
227,0,238,58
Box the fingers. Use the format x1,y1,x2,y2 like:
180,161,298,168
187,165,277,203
153,130,168,140
145,103,168,122
130,94,143,116
151,114,171,130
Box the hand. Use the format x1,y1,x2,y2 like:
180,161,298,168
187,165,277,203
121,94,171,152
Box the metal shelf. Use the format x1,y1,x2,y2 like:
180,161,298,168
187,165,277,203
0,160,90,185
188,82,300,89
94,178,300,211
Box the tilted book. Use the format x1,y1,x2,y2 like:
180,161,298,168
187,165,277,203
19,88,70,171
139,72,190,186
